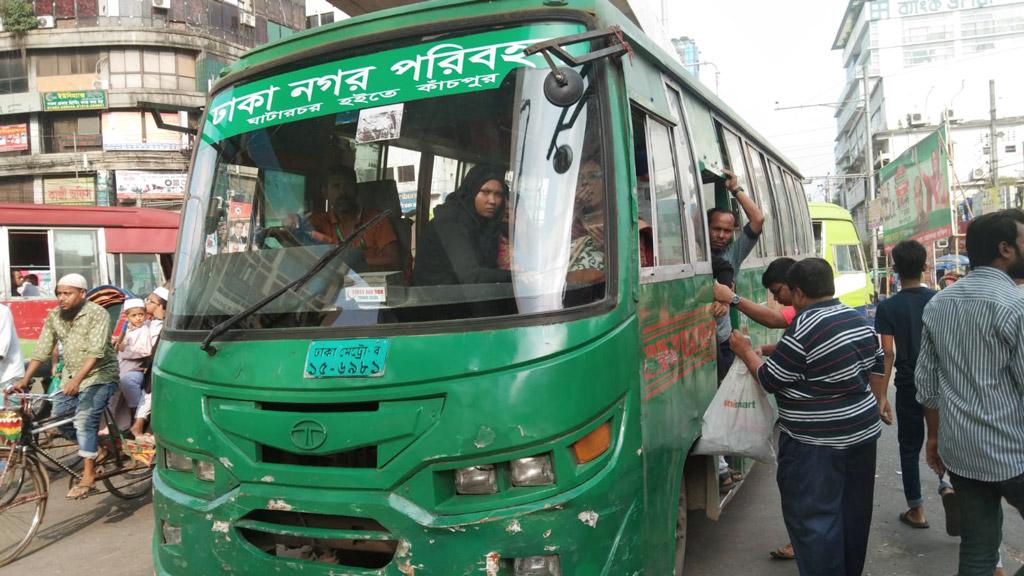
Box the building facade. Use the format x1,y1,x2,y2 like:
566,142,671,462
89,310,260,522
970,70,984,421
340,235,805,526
832,0,1024,262
0,0,306,209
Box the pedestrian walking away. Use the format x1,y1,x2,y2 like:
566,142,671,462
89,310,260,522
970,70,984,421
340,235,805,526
873,240,939,530
730,257,889,576
916,209,1024,576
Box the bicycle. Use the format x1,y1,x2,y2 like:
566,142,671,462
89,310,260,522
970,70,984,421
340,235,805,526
0,390,155,567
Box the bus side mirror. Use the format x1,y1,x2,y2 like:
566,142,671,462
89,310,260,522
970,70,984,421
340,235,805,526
543,67,585,107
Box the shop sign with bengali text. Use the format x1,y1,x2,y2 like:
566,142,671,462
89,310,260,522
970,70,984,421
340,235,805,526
875,126,953,251
41,91,107,112
44,177,96,205
0,123,28,152
202,23,585,143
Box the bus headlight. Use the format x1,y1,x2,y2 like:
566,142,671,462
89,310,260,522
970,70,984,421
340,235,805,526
510,455,555,486
454,465,497,495
513,555,561,576
194,460,215,482
163,449,193,472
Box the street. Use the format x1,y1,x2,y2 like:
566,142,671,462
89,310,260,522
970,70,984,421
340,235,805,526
3,392,1022,575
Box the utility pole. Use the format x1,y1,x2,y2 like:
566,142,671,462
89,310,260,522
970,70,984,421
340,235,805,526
990,79,998,187
863,61,878,279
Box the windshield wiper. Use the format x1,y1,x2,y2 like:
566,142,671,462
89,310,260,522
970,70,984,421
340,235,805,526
199,209,392,356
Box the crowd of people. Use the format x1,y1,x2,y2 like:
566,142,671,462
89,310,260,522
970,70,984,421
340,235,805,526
711,194,1024,576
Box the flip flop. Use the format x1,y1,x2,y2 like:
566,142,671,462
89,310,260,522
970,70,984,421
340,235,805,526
769,545,796,560
899,510,930,529
940,488,961,536
66,483,97,500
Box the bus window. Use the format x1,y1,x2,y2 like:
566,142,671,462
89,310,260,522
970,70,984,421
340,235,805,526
834,244,865,273
174,29,610,329
719,126,752,229
53,229,100,288
745,145,777,258
812,220,823,256
784,172,810,254
665,84,707,262
768,161,797,254
8,229,51,297
649,121,686,267
632,109,655,269
108,253,165,297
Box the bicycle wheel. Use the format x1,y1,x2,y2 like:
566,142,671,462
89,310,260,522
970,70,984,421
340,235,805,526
34,432,82,475
102,457,153,499
0,452,48,567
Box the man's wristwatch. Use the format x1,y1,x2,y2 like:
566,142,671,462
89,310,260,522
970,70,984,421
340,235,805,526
730,293,741,307
731,186,744,195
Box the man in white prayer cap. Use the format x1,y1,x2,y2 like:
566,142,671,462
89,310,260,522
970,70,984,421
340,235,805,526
14,273,120,499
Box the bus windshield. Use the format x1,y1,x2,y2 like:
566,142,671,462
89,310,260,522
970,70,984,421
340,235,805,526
171,22,609,332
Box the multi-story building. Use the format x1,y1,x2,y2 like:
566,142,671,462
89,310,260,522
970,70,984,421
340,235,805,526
832,0,1024,259
0,0,306,209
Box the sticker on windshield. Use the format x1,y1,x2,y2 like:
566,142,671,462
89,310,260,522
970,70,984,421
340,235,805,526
356,104,404,144
305,339,389,378
344,286,387,304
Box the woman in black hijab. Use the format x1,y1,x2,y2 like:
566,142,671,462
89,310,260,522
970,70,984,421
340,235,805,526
413,164,512,286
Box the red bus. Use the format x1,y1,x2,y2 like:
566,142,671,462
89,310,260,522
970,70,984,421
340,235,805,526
0,204,179,349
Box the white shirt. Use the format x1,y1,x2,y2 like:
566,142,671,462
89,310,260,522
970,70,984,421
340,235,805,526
0,303,24,384
19,283,40,297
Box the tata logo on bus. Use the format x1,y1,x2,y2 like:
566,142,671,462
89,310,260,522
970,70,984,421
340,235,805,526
290,420,328,451
641,308,716,400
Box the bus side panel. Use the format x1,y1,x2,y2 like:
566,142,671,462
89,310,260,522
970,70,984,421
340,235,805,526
635,275,717,574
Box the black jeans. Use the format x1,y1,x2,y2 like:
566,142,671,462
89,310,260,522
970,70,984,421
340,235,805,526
777,433,877,576
895,385,925,508
949,470,1024,576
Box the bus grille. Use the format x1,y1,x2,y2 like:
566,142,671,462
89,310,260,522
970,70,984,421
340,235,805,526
236,510,398,569
261,444,378,468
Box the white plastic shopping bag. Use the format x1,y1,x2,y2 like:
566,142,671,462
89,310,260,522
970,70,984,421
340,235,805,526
693,360,777,464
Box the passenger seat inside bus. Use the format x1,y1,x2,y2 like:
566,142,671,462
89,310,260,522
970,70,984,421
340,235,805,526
356,179,413,277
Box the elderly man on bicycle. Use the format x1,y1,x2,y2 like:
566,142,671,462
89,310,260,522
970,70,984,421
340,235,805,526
11,273,119,499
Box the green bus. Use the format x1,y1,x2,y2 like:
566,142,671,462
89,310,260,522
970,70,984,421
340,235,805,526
809,202,873,314
153,1,814,574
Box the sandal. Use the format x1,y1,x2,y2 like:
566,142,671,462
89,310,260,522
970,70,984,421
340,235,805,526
769,544,796,560
940,487,961,537
718,470,734,494
66,483,96,500
899,510,930,529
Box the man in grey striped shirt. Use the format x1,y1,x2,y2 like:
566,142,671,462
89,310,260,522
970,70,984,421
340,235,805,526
916,209,1024,576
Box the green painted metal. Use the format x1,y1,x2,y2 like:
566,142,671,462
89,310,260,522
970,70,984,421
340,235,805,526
153,1,802,574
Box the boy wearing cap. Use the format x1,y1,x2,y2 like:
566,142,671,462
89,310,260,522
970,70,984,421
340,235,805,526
114,298,152,425
14,273,120,499
131,286,168,437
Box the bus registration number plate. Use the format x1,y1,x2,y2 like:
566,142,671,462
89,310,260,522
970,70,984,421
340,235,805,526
304,339,389,378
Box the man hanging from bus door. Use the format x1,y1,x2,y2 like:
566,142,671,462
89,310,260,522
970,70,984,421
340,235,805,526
12,273,120,499
707,169,765,492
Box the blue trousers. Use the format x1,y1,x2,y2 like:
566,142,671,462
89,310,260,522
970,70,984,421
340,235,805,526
50,382,116,459
950,471,1024,576
777,433,878,576
895,385,925,508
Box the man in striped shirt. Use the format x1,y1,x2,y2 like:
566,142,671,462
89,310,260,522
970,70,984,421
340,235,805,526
916,209,1024,576
731,257,888,576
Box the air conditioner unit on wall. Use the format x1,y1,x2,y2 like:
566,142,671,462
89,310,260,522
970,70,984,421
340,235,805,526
152,0,169,9
971,167,986,180
240,11,255,27
36,15,55,28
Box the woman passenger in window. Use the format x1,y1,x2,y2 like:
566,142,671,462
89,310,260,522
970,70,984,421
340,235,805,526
567,158,606,284
413,164,512,286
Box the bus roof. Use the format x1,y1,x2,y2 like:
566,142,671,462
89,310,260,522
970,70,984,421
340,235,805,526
808,202,854,222
0,204,181,229
213,0,804,178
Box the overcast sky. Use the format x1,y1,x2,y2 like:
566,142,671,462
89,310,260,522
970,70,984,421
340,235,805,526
653,0,851,199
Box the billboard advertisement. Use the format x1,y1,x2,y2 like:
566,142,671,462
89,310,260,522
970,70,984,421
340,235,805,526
41,91,107,111
875,126,952,250
0,123,29,152
115,170,187,200
43,177,96,205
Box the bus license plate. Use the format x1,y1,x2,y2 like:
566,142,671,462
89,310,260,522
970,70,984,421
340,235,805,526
304,339,389,378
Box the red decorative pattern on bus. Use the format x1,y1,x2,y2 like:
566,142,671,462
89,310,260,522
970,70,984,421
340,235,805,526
641,308,716,400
